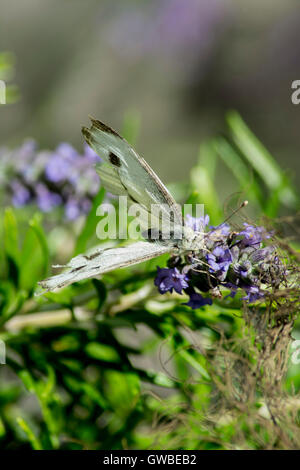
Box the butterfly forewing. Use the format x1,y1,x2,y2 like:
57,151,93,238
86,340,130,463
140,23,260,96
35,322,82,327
82,118,183,239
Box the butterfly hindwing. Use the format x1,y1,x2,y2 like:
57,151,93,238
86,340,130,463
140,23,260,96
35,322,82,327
38,241,171,292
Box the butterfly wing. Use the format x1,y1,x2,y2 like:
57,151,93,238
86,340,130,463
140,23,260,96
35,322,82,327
38,241,171,292
82,118,183,239
38,119,182,293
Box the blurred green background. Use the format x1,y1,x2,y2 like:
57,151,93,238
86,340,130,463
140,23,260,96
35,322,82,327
0,0,299,192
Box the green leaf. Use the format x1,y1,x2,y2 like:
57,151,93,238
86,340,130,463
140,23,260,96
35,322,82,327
4,208,19,262
16,417,42,450
227,111,298,208
64,375,107,409
104,371,140,417
213,136,263,207
179,350,210,380
92,279,107,310
20,214,49,291
85,342,120,362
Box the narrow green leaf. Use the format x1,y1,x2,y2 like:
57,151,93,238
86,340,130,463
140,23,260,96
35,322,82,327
4,208,19,261
20,214,49,290
92,279,107,309
213,136,263,207
16,417,42,450
179,350,210,380
85,342,120,362
227,111,298,207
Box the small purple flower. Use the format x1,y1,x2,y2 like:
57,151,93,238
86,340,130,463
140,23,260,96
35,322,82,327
206,245,232,280
154,267,189,294
224,282,238,299
183,290,212,309
185,214,209,232
242,285,264,303
14,139,37,172
55,142,78,160
238,223,270,247
36,184,62,212
11,180,31,207
65,198,81,220
45,143,78,183
45,155,72,183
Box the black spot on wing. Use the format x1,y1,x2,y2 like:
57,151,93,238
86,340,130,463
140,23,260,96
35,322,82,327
109,151,121,167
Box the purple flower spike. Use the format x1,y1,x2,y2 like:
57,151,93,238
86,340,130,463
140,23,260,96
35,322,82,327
154,267,189,294
183,291,212,309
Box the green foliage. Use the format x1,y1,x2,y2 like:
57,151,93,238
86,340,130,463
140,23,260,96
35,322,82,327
0,113,299,450
0,51,20,104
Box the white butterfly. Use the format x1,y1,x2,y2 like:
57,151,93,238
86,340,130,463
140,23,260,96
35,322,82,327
39,118,204,292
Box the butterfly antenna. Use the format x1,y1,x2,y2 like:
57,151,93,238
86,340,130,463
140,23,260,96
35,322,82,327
222,200,248,225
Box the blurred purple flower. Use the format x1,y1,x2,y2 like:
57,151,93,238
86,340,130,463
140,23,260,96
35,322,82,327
11,180,31,207
65,198,81,221
3,139,102,220
36,184,62,212
105,0,230,74
45,143,78,183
